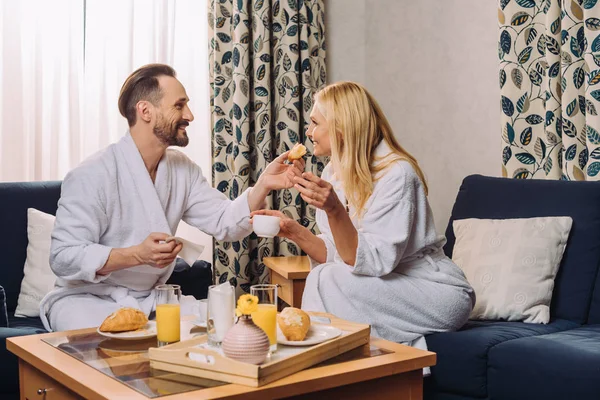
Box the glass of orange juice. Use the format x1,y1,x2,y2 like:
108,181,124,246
250,284,278,353
155,284,181,347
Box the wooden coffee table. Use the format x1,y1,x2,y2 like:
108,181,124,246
7,318,435,399
264,256,310,308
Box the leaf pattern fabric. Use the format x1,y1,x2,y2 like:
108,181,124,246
208,0,326,296
499,0,600,180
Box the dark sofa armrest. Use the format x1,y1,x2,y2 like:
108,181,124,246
0,287,7,328
167,259,213,300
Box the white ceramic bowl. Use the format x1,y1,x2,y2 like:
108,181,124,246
253,215,281,238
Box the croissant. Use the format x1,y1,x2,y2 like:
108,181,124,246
277,307,310,341
99,307,148,333
288,143,307,161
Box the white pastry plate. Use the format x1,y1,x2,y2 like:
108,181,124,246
277,324,342,346
97,321,157,340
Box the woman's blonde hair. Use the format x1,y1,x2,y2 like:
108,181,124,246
315,81,428,218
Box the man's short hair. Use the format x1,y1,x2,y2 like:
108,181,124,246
118,63,176,127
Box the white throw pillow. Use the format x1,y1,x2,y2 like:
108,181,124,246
15,208,57,317
452,216,572,324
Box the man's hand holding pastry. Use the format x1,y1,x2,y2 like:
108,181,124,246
134,232,183,268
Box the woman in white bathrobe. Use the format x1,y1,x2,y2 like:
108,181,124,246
253,81,474,348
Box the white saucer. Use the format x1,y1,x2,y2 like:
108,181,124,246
97,321,157,340
277,325,342,346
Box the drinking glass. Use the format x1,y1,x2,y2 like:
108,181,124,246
250,284,278,353
155,284,181,347
206,283,235,347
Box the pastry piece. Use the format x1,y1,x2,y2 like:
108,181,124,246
99,307,148,333
277,307,310,341
288,143,307,161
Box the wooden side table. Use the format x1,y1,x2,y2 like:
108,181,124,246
263,256,310,308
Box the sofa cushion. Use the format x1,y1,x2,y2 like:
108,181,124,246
0,287,7,328
8,313,47,331
15,208,56,317
425,318,578,398
488,325,600,400
452,216,572,324
0,181,61,313
444,175,600,324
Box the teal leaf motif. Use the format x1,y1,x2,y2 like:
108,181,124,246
260,54,271,63
588,162,600,176
520,127,532,145
587,99,598,116
287,0,298,10
288,128,299,143
517,93,530,113
590,70,600,85
217,32,232,43
525,27,538,45
217,181,229,193
563,118,578,137
546,36,560,55
222,51,232,64
515,0,535,7
233,48,240,67
567,98,579,117
538,34,547,55
254,0,264,11
562,30,569,45
239,166,249,177
502,96,515,117
587,18,600,30
571,37,582,58
500,69,507,88
590,148,600,159
516,153,536,165
518,47,533,64
574,67,586,89
592,35,600,52
529,69,543,86
217,249,230,268
580,148,589,170
283,189,292,205
534,138,547,159
584,0,598,9
549,62,560,78
591,90,600,101
255,87,268,96
500,30,512,55
287,108,299,122
260,113,270,128
256,129,266,144
511,12,530,26
222,87,231,103
287,25,298,37
503,146,512,165
525,114,543,124
214,162,227,173
506,122,515,144
233,104,242,120
550,17,561,35
544,157,553,175
231,179,239,198
219,271,229,284
588,126,600,144
566,144,577,161
215,119,226,134
500,0,511,9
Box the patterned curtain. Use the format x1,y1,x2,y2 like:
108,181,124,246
208,0,326,295
499,0,600,180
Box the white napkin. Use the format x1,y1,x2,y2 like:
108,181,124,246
208,282,235,342
166,236,205,266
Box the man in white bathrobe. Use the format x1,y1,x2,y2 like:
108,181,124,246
39,64,304,331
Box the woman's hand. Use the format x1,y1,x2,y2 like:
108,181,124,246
258,150,306,191
250,210,304,240
294,172,345,216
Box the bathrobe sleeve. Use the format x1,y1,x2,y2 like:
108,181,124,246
308,210,338,269
50,167,113,283
182,162,252,242
348,164,420,277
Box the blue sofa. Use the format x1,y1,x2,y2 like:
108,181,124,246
425,175,600,400
0,181,213,399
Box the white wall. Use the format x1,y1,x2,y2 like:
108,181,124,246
326,0,500,233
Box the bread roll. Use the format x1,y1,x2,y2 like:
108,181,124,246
288,143,307,161
277,307,310,341
99,307,148,333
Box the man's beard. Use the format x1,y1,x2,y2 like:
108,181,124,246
153,115,189,147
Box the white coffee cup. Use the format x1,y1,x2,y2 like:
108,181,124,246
253,215,281,238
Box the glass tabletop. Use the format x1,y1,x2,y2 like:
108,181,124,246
42,326,392,398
